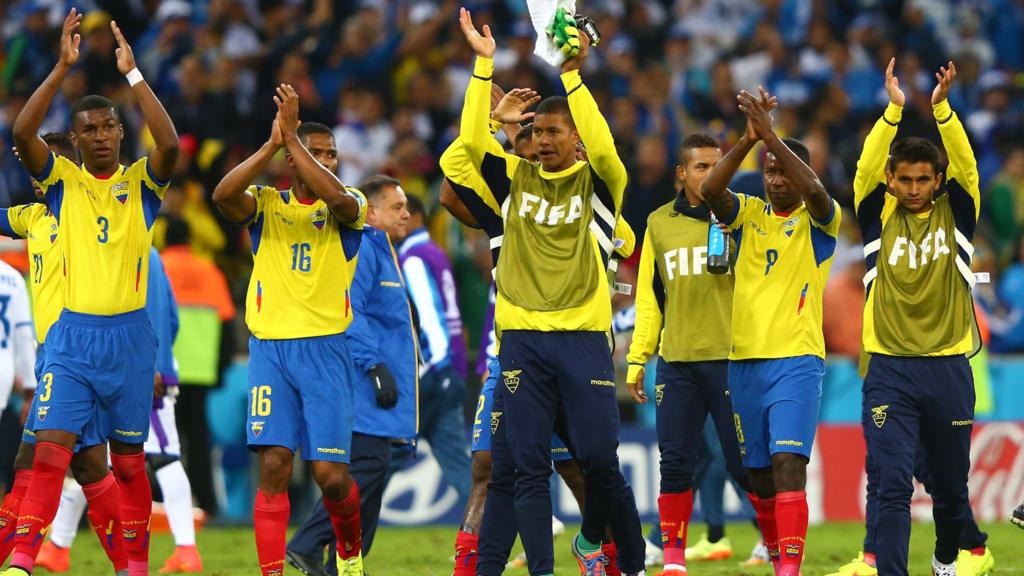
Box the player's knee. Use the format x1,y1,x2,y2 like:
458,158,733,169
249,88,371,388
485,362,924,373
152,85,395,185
748,467,775,499
258,446,294,482
109,440,144,456
70,453,110,485
471,452,492,487
554,459,585,491
312,462,353,501
771,453,808,492
13,442,35,472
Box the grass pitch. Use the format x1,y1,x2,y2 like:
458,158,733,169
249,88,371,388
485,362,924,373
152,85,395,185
39,521,1023,575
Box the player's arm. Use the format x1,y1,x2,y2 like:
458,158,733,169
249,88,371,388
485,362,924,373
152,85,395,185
458,8,524,198
274,84,364,224
12,10,82,178
702,137,756,226
626,229,661,404
212,120,283,224
855,57,904,213
0,204,39,240
740,89,832,222
561,34,627,211
931,62,979,218
110,20,179,183
439,179,479,228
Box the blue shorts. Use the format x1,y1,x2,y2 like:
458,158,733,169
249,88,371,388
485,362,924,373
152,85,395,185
728,355,824,468
246,334,355,463
472,358,572,462
36,309,156,445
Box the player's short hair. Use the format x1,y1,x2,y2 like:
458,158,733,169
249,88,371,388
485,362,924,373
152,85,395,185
781,137,811,166
514,123,533,145
889,136,941,174
41,132,77,161
535,96,575,129
678,133,719,165
406,193,425,218
296,122,333,142
164,216,191,247
71,95,118,125
359,174,402,203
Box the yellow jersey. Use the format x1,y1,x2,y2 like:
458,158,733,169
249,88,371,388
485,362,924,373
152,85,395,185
0,203,62,343
35,154,168,315
723,193,841,360
244,185,367,340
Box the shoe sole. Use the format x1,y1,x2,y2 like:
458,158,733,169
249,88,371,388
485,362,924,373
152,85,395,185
1012,515,1024,529
688,551,733,562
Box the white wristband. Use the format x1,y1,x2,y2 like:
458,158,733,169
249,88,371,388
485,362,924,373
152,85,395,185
126,68,144,87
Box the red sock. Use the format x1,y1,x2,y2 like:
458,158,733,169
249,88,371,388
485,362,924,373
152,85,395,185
82,473,128,572
453,530,478,576
254,490,289,576
658,490,693,569
752,494,781,574
0,469,32,562
863,552,876,566
323,482,362,560
775,491,808,576
10,443,71,571
111,452,152,576
970,547,986,556
601,542,621,576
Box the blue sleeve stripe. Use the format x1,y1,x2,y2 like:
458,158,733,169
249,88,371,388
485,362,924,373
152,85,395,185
248,213,265,255
813,199,836,227
32,153,55,182
810,224,837,267
722,192,741,225
142,183,161,230
339,226,363,261
0,210,17,238
145,159,170,188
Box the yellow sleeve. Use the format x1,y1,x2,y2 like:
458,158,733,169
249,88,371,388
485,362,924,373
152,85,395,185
562,69,627,213
460,57,521,187
854,103,902,212
612,216,636,259
626,228,662,380
723,192,759,228
0,203,45,239
343,186,368,230
933,99,980,218
245,185,273,225
812,198,843,237
439,137,501,215
135,157,172,199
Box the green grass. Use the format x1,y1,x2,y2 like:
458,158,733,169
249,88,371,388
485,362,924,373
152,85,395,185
42,522,1024,575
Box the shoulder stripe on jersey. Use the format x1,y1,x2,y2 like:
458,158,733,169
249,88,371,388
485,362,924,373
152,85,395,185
810,224,837,267
33,153,55,182
142,183,161,230
812,198,837,227
489,235,503,250
501,195,511,220
340,226,363,261
45,181,65,224
0,210,16,238
279,190,290,203
947,181,978,239
248,213,265,255
145,160,170,187
862,267,878,288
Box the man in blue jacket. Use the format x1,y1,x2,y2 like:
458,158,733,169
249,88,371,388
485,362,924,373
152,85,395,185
287,174,418,576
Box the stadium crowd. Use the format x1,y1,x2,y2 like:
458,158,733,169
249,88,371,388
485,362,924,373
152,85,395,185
0,1,1021,574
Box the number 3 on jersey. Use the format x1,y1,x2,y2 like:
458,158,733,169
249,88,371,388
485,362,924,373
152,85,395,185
97,216,110,243
250,385,272,417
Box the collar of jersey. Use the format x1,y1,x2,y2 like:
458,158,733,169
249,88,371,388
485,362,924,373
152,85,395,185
80,164,125,180
538,160,586,180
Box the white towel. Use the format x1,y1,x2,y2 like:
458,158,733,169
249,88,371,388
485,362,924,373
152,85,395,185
527,0,577,67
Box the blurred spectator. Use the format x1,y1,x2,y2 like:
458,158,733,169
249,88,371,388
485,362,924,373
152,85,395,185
160,218,237,515
987,145,1024,262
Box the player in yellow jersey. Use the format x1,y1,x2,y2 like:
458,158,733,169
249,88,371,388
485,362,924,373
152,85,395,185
6,9,179,576
457,9,645,576
212,85,367,576
703,87,841,576
0,133,130,575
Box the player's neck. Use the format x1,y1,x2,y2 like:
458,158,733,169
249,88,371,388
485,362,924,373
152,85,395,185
292,183,318,205
84,162,119,179
681,185,702,209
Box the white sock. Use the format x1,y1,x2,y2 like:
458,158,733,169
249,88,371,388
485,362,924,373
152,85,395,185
50,479,87,549
156,461,196,546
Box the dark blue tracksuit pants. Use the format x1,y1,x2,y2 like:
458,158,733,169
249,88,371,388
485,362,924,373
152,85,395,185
287,432,392,575
862,355,975,575
498,330,644,575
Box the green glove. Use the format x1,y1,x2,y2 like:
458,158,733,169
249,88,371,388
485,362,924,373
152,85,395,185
545,7,581,59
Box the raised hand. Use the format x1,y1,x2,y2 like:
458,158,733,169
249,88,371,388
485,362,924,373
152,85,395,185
490,88,541,125
490,83,507,112
459,7,495,58
931,61,956,105
59,9,83,68
743,85,778,141
268,116,284,149
273,84,300,134
885,57,906,107
110,20,137,74
560,27,590,74
738,87,776,141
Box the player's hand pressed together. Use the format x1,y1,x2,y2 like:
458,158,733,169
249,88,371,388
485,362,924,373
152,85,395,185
628,366,647,404
268,116,284,150
274,83,301,136
370,364,399,409
885,57,906,107
490,88,541,125
59,8,83,69
738,87,777,142
931,60,957,106
742,86,778,141
110,20,137,75
459,7,495,58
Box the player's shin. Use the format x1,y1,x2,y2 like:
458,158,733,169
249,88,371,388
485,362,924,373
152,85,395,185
254,490,290,576
323,481,362,560
751,494,781,574
83,473,129,572
774,491,808,576
658,490,693,571
10,442,72,571
0,469,32,562
110,451,152,576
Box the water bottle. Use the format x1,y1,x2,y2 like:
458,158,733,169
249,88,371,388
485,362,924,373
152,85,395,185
707,211,730,274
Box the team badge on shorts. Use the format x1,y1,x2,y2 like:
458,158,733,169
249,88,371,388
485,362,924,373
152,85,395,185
251,421,265,438
490,411,502,434
655,384,665,406
36,406,48,422
502,370,521,394
871,405,889,428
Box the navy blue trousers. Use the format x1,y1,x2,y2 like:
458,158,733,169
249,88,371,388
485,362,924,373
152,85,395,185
863,355,975,575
